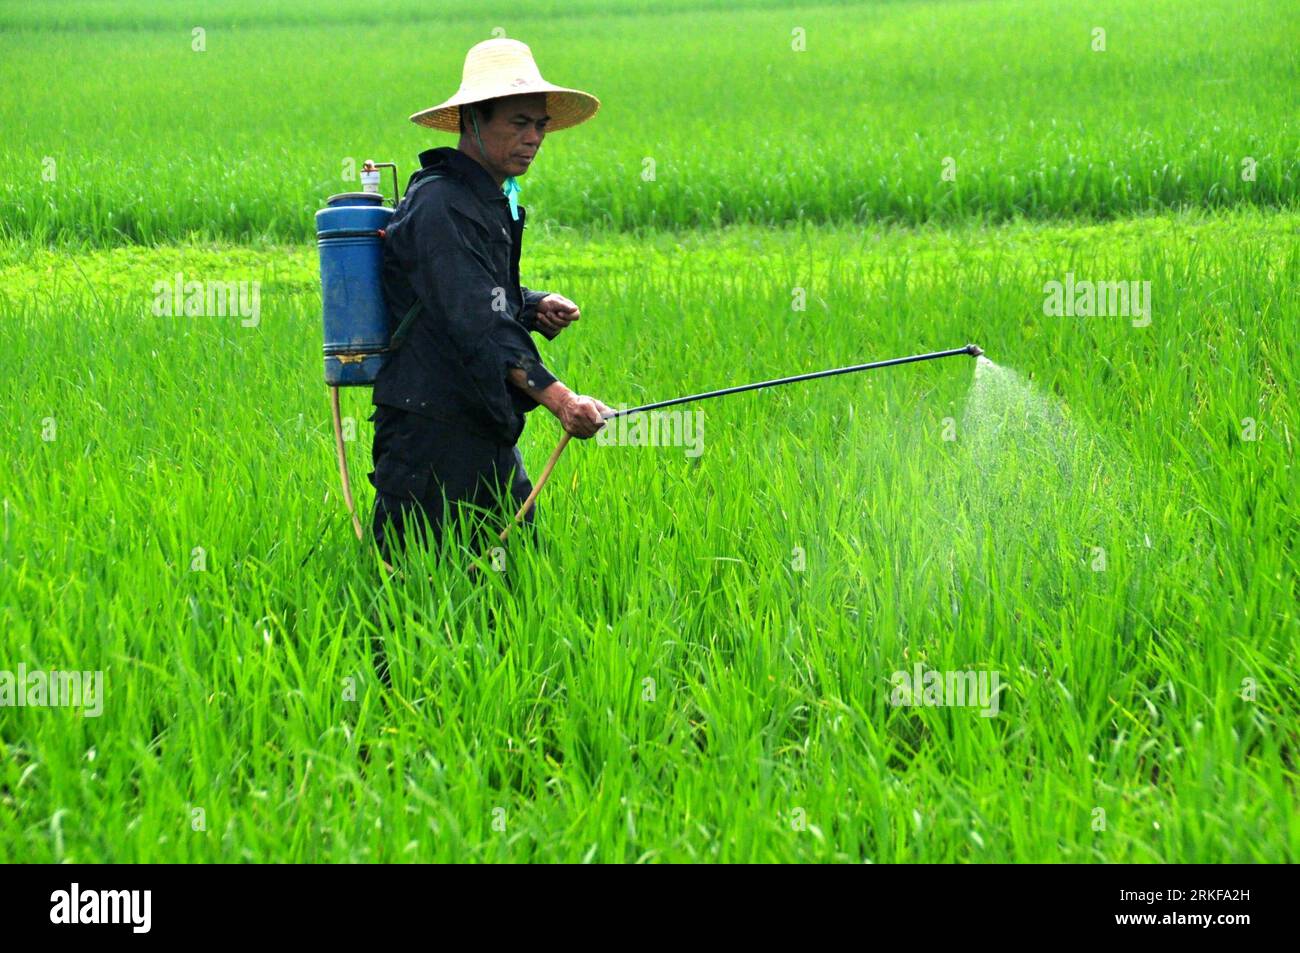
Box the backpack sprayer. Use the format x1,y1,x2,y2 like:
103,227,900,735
317,160,400,540
316,161,983,546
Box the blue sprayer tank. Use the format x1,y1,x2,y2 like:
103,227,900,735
316,190,396,386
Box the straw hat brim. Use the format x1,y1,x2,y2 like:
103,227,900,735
410,87,600,133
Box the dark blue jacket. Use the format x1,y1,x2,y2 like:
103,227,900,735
373,146,558,445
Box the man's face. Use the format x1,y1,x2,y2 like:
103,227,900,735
463,93,549,182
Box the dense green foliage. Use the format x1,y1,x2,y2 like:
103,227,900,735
2,209,1296,860
0,0,1295,862
1,0,1297,244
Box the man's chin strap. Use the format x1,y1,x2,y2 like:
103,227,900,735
470,105,522,222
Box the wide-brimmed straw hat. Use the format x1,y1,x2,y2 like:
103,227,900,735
410,39,600,133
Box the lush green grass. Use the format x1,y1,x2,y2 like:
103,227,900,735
1,0,1295,864
1,0,1298,245
1,206,1295,861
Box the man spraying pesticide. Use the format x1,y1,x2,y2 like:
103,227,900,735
316,40,984,566
317,38,613,568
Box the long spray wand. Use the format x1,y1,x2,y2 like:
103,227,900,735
498,343,984,541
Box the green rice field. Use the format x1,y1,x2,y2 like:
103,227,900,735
0,0,1296,863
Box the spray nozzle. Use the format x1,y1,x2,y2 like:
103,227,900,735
965,343,984,358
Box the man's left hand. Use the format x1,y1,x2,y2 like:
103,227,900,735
536,293,581,335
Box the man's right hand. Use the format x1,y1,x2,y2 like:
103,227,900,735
555,392,613,439
509,374,614,439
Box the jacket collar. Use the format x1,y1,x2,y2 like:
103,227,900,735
417,146,508,209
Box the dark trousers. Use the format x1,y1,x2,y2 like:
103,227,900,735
368,405,533,565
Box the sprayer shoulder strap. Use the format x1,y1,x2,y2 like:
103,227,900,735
386,172,447,354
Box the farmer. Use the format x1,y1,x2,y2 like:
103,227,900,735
370,38,612,564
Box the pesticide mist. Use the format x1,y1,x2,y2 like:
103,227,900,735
946,356,1145,599
963,357,1072,467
